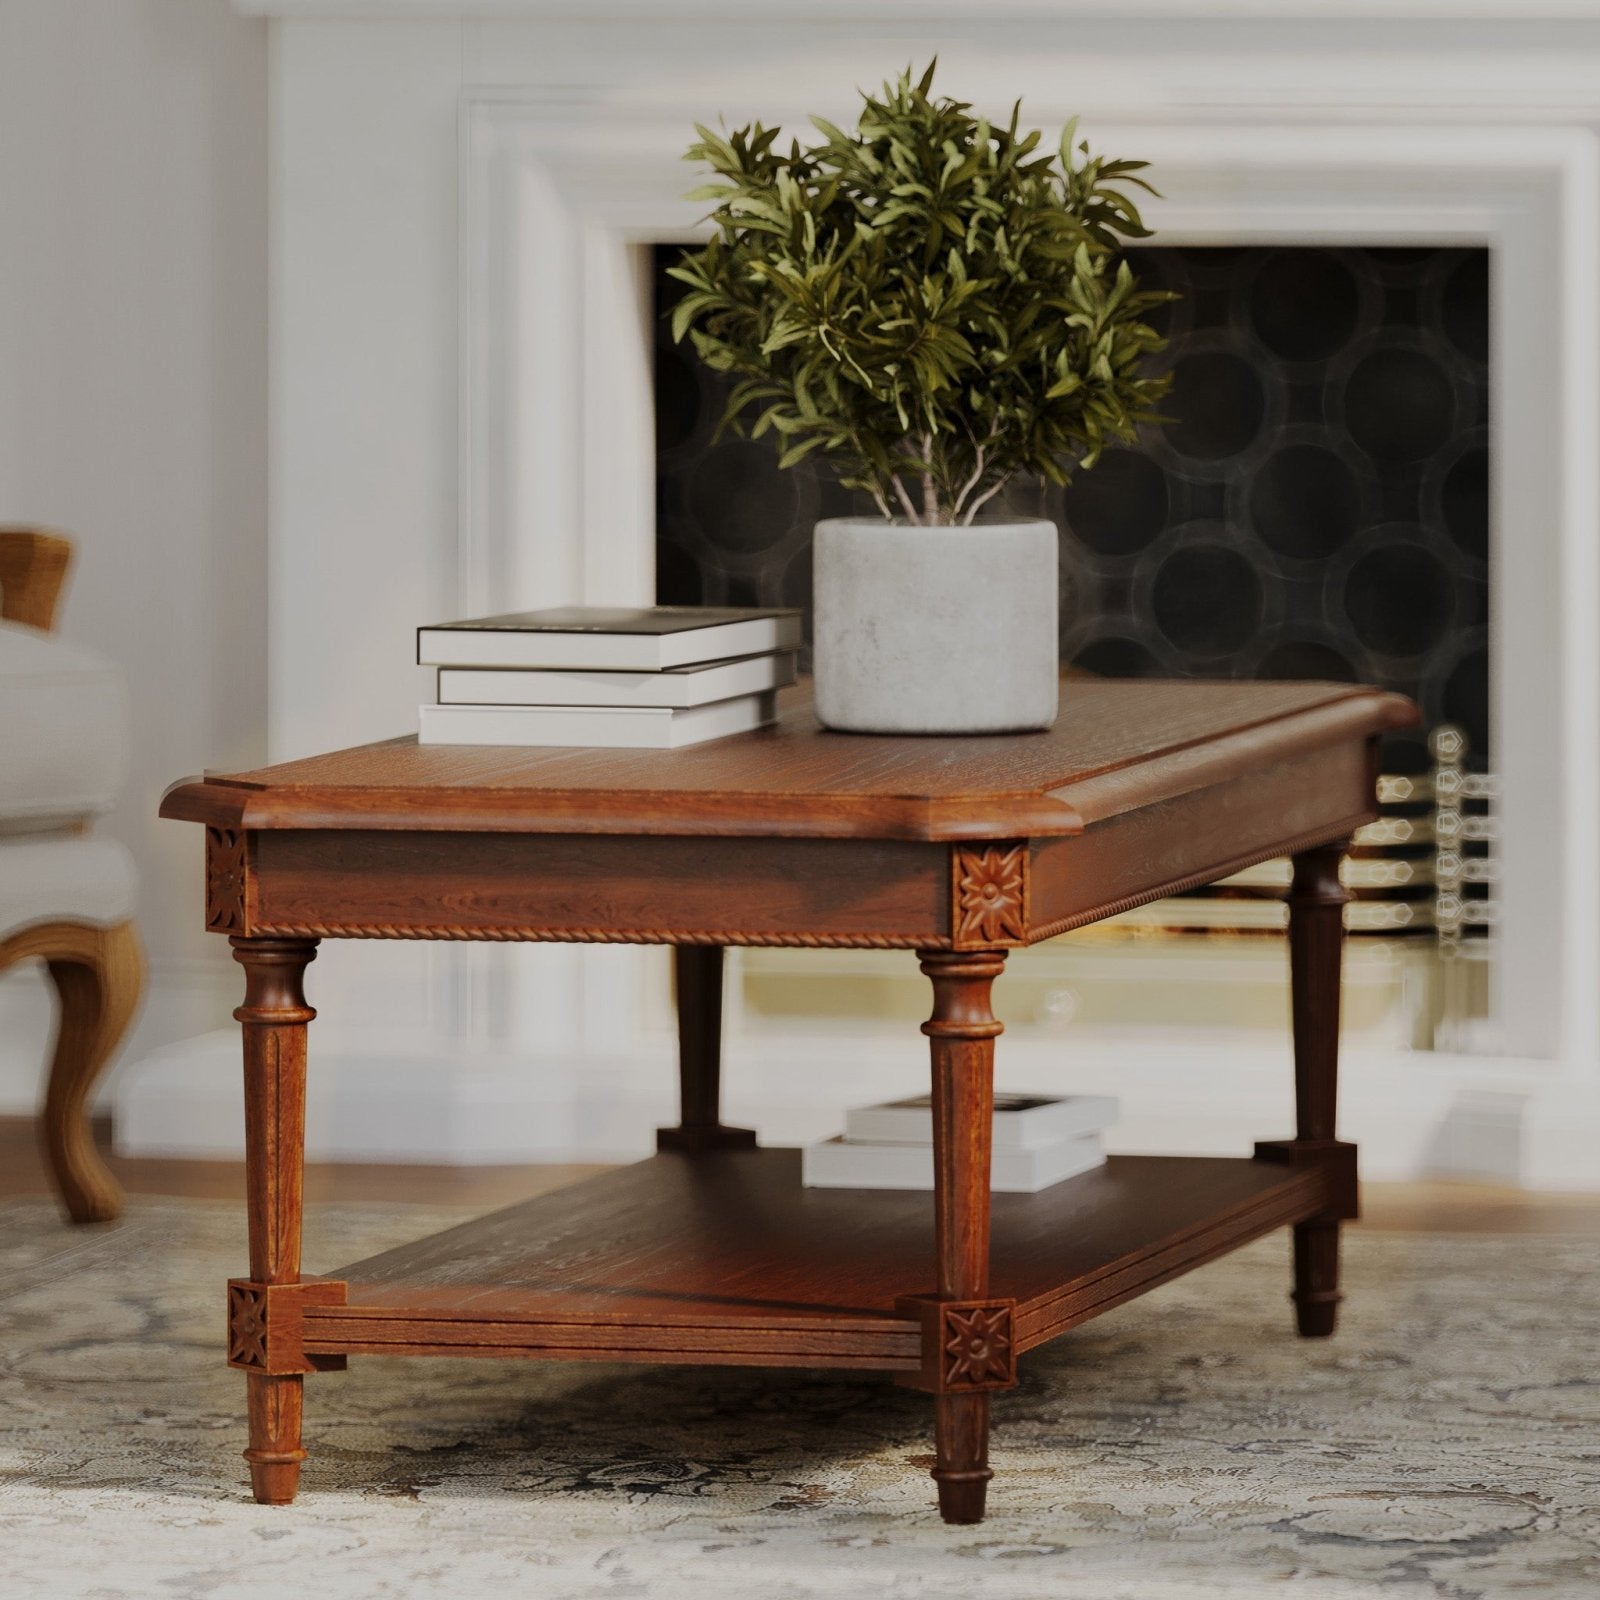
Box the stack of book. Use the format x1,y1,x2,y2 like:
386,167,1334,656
416,606,802,748
802,1092,1119,1193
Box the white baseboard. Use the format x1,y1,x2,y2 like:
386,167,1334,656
109,1015,1600,1191
0,957,235,1118
114,1028,683,1164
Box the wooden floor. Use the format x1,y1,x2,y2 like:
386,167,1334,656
0,1118,607,1209
4,1117,1598,1235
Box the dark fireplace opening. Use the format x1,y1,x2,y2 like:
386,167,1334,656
653,244,1490,778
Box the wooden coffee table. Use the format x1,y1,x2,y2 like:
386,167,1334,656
161,677,1416,1524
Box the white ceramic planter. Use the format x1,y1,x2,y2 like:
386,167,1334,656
812,518,1060,735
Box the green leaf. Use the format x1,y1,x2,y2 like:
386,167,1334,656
1058,116,1080,172
668,60,1174,523
777,433,830,469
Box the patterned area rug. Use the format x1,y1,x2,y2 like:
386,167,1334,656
3,1194,1599,1600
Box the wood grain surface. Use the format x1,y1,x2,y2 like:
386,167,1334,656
918,948,1010,1522
1028,741,1376,938
231,937,318,1505
1285,841,1358,1338
246,830,951,947
655,946,757,1154
163,675,1415,1523
295,1151,1335,1367
162,679,1417,842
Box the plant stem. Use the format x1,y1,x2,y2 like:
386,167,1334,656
949,437,990,523
890,473,920,524
919,433,942,525
960,477,1009,526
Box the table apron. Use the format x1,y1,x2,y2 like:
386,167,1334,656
1029,740,1378,939
243,831,953,948
217,738,1377,948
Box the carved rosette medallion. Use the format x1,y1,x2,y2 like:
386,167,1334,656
952,844,1028,947
894,1294,1019,1393
941,1302,1016,1390
206,828,248,933
225,1278,348,1374
227,1283,269,1370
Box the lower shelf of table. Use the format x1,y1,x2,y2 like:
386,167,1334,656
297,1150,1335,1371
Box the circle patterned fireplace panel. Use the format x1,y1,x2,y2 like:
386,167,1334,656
653,246,1490,773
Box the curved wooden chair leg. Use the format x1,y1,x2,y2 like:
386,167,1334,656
27,920,144,1222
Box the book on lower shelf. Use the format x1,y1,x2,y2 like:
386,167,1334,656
804,1091,1120,1193
844,1092,1119,1150
801,1132,1107,1193
418,692,778,749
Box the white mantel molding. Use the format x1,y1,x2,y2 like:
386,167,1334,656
466,92,1600,1086
122,10,1600,1185
232,1,1600,21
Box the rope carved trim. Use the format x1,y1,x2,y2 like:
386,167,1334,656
251,922,950,950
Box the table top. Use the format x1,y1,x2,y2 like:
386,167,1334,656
162,677,1417,843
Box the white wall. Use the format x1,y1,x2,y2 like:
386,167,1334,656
53,3,1596,1187
0,0,269,1109
110,7,1600,1191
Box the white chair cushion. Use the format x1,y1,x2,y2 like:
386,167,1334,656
0,622,129,828
0,834,137,941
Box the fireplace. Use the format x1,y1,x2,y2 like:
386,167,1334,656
655,240,1496,1052
445,105,1593,1097
122,11,1600,1183
654,243,1491,778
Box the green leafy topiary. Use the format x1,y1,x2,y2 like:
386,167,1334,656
668,62,1175,527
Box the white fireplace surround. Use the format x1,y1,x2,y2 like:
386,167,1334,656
123,7,1600,1185
462,104,1596,1058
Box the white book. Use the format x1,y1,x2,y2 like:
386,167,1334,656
418,692,777,749
843,1092,1119,1151
417,606,803,671
802,1133,1106,1193
437,651,797,709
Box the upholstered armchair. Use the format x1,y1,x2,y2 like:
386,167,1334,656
0,527,143,1221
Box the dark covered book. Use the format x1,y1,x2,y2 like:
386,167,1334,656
417,606,803,671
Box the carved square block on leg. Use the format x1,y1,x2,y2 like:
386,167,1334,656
227,1279,348,1375
1254,1137,1360,1220
894,1295,1018,1394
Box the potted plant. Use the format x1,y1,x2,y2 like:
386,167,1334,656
669,63,1173,734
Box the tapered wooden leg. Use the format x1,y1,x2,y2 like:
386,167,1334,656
1287,841,1353,1338
934,1393,992,1525
245,1375,305,1507
921,949,1006,1524
31,920,144,1223
231,935,317,1504
1292,1219,1342,1338
656,945,755,1154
